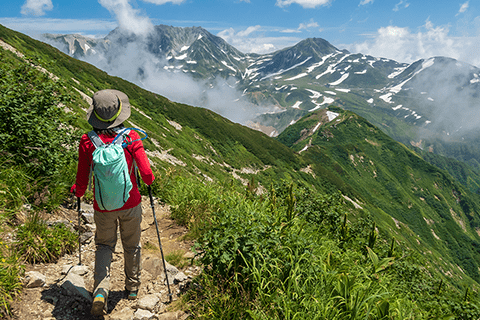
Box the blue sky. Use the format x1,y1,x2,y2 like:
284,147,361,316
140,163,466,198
2,0,480,66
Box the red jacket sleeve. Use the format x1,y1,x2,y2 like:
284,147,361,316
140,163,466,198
74,134,92,198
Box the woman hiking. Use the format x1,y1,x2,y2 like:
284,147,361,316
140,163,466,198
71,89,155,317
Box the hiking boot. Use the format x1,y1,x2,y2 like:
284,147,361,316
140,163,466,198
91,289,107,316
126,288,138,300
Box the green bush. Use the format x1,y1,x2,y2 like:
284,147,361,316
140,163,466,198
0,54,77,177
0,239,24,317
15,212,77,264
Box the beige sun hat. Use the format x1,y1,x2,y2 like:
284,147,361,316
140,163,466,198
87,89,131,129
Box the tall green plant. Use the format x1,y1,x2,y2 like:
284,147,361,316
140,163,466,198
0,53,77,177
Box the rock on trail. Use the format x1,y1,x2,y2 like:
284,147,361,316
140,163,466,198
11,197,198,319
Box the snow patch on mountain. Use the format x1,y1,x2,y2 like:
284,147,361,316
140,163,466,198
388,66,408,78
330,73,349,86
260,57,312,81
390,58,435,94
292,101,302,109
175,53,187,60
286,73,308,81
306,53,334,73
380,93,393,103
306,89,322,99
326,111,339,121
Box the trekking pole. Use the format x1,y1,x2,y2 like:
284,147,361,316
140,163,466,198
148,185,172,302
77,197,82,266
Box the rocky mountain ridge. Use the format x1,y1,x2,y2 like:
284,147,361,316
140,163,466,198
43,26,480,145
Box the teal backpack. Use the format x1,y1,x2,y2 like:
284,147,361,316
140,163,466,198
87,127,147,211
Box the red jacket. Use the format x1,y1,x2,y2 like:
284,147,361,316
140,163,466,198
73,130,155,212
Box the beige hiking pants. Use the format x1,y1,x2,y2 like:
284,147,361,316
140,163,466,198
93,203,142,297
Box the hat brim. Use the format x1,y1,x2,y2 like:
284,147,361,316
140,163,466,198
87,89,131,129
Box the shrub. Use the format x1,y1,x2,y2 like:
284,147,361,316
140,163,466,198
15,212,77,264
0,56,77,177
0,239,24,317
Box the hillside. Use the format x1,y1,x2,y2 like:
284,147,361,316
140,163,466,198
2,24,480,318
278,107,480,284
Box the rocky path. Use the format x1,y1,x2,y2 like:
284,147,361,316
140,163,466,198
10,197,198,320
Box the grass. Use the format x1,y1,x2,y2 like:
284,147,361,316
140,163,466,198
165,250,189,269
170,174,480,319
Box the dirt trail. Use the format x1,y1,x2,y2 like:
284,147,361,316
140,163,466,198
10,197,197,319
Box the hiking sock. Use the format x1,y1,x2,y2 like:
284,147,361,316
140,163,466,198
126,287,138,300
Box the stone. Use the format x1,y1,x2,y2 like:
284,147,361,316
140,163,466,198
60,272,92,302
110,307,135,320
85,223,96,231
25,271,46,288
80,231,94,244
137,294,160,312
174,272,188,284
81,203,94,213
61,264,89,276
182,251,195,259
81,212,95,224
165,262,179,276
133,308,157,320
142,256,163,278
157,311,189,320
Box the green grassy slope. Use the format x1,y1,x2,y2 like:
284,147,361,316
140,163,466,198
0,24,306,186
278,107,480,286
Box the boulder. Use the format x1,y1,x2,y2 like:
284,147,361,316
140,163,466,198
137,294,160,312
25,271,46,288
60,272,92,302
133,308,157,320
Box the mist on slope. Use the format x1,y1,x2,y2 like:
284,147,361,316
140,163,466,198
405,58,480,142
43,0,275,127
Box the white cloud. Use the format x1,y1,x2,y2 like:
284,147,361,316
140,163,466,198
298,20,319,30
281,19,320,34
99,0,153,36
393,0,409,12
458,1,469,14
281,29,302,33
237,25,261,37
21,0,53,16
347,20,480,67
0,17,117,34
359,0,374,5
218,26,300,54
275,0,332,9
141,0,186,4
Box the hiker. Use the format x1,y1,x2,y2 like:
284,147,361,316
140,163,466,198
70,89,155,316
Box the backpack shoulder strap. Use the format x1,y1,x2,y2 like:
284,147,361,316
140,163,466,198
87,130,104,149
112,128,132,146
